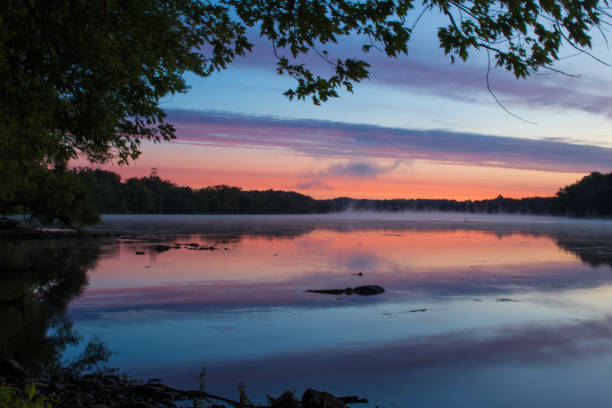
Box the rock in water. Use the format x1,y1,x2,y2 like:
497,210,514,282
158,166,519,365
306,288,347,295
306,285,385,296
302,389,346,408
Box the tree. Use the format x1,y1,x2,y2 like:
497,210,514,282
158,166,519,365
1,0,609,224
555,172,612,216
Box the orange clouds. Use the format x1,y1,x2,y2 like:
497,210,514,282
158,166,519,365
73,140,583,200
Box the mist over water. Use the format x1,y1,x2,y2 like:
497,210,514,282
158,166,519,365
91,211,612,234
6,214,612,407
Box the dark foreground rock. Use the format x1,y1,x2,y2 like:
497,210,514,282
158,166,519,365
302,389,347,408
0,359,367,408
269,389,366,408
306,285,385,296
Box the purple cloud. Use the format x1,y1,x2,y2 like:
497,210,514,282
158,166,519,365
321,160,402,178
228,32,612,117
368,55,612,116
295,179,333,190
167,110,612,173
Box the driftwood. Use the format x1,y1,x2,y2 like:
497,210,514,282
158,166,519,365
306,285,385,296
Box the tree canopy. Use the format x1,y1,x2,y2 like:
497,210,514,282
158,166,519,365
1,0,610,224
555,172,612,217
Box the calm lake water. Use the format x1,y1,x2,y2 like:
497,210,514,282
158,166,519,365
5,213,612,407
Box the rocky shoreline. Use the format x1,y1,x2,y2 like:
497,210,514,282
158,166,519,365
0,224,116,240
1,360,367,408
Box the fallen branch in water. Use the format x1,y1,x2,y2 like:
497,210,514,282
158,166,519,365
306,285,385,296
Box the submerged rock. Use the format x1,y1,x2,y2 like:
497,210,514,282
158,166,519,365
155,245,172,253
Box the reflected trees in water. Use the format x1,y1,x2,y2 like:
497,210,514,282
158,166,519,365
0,239,111,375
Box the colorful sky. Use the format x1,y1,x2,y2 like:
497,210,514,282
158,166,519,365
78,11,612,200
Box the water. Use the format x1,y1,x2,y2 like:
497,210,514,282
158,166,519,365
4,213,612,407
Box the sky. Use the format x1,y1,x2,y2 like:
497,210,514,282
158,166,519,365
79,9,612,200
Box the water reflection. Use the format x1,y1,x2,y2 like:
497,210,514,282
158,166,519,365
73,226,612,315
5,215,612,407
0,239,111,374
554,235,612,268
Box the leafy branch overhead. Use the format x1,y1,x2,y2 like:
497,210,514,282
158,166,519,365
230,0,609,103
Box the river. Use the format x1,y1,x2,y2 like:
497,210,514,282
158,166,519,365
4,213,612,407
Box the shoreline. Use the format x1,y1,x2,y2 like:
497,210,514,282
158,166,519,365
5,211,612,237
0,226,117,240
0,359,367,408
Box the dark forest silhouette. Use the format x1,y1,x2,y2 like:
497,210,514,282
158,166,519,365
67,168,612,218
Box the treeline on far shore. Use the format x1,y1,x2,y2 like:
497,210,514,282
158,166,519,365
72,168,612,217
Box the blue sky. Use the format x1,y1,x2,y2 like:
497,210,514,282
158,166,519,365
91,8,612,199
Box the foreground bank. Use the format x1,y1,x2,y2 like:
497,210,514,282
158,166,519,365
0,359,366,408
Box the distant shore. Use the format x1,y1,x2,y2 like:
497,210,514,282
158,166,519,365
6,211,612,241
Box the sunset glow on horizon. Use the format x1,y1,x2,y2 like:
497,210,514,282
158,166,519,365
73,11,612,201
80,143,585,200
